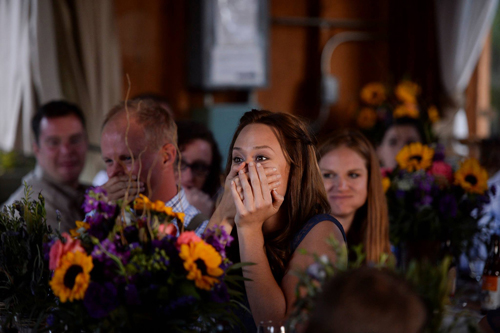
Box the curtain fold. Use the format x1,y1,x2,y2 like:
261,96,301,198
435,0,498,154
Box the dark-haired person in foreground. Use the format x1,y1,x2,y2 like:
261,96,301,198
305,267,427,333
2,101,89,232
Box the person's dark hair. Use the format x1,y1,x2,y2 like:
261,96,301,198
377,116,428,146
176,120,222,197
318,129,390,262
225,109,331,281
31,101,86,144
305,267,427,333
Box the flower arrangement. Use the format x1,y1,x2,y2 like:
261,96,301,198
289,238,471,333
45,188,242,332
0,185,56,330
384,142,492,255
354,80,439,144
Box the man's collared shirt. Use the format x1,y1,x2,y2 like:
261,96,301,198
2,165,88,233
166,188,208,237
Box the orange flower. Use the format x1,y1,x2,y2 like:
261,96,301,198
454,158,489,194
356,107,378,129
382,177,391,193
179,241,223,290
427,105,440,123
360,82,386,105
395,80,420,104
393,104,419,119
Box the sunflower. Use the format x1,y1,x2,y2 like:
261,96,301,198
50,251,93,303
427,105,440,123
382,177,391,193
179,241,223,290
356,107,377,129
70,220,90,238
134,194,176,217
454,158,489,194
395,143,434,172
395,80,420,104
393,104,419,119
360,82,386,105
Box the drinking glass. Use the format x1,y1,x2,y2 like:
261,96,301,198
257,321,286,333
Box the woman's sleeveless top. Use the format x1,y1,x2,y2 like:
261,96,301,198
229,214,346,333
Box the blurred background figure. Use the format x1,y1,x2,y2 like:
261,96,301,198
318,129,390,263
375,117,426,170
305,267,427,333
176,120,222,217
2,101,89,232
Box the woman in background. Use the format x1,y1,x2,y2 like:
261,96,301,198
209,109,346,330
318,129,390,262
176,120,222,216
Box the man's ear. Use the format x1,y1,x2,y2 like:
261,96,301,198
161,143,177,166
32,140,40,157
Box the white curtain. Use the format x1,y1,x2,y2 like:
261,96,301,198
0,0,63,152
0,0,122,181
435,0,498,154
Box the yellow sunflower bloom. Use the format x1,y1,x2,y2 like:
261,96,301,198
356,107,377,129
393,104,419,119
179,241,223,290
427,105,440,123
454,158,489,194
50,251,93,303
382,177,391,193
360,82,386,105
395,143,435,172
69,221,90,238
134,194,152,211
395,80,420,104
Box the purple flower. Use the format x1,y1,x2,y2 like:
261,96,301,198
395,190,406,199
433,144,446,161
306,262,326,281
202,226,233,258
43,238,55,261
439,194,458,219
164,296,197,314
124,284,141,305
210,282,230,303
83,282,118,318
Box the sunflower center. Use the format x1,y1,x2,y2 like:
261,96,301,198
409,155,422,163
64,265,83,289
465,174,478,186
195,259,208,276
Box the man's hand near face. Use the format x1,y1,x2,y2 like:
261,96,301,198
101,175,144,202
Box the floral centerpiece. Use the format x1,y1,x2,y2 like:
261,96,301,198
290,239,469,333
354,80,439,144
384,142,492,258
0,186,56,330
46,188,243,332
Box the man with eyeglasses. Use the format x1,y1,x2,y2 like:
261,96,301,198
3,101,89,232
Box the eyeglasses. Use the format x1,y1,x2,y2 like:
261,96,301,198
180,160,210,177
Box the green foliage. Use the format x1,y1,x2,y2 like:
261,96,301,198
289,238,478,333
0,184,56,329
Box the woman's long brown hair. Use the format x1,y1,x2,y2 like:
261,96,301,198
225,110,331,281
318,129,390,263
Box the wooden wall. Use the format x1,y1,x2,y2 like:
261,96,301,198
114,0,444,132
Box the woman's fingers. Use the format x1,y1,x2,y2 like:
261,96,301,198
271,188,285,210
230,179,247,214
247,162,264,205
256,163,272,202
238,167,254,208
